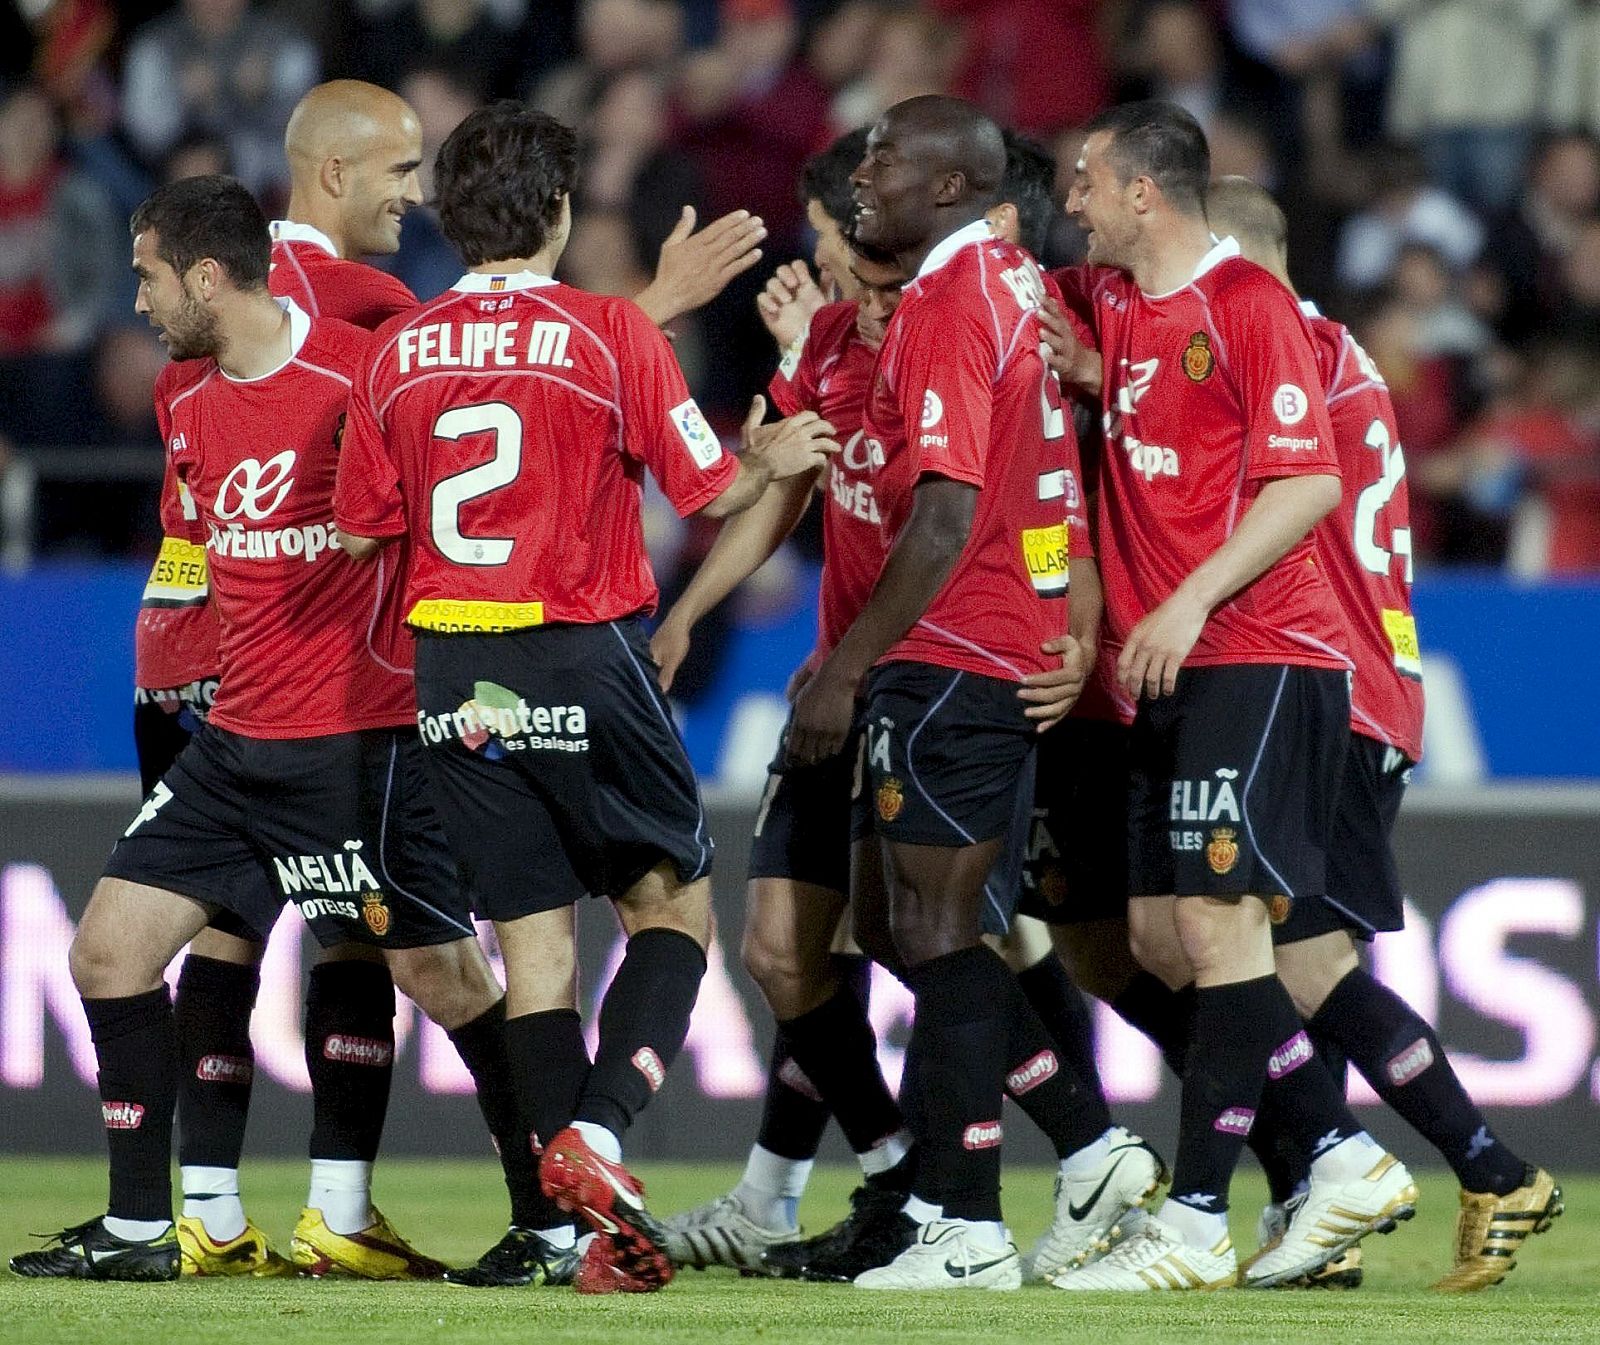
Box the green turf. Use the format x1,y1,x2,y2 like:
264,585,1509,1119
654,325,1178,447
0,1159,1591,1344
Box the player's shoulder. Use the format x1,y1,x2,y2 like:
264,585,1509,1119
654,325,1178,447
299,315,375,378
1047,262,1125,303
154,354,215,404
1203,254,1299,313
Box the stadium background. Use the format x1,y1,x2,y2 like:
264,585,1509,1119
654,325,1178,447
1,0,1598,1174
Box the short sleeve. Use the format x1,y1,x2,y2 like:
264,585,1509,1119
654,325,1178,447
332,342,407,538
889,301,996,488
614,300,740,517
342,268,418,331
1214,274,1342,483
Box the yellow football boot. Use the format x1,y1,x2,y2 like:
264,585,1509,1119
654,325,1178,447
177,1216,294,1277
289,1206,446,1280
1433,1168,1563,1292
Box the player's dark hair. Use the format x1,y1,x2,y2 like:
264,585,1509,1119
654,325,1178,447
1001,130,1057,257
1084,100,1209,215
129,175,270,288
800,126,871,229
434,100,579,267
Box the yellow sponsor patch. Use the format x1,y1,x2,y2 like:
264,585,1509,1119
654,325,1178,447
1021,523,1069,597
408,599,545,633
141,536,209,608
1381,608,1423,681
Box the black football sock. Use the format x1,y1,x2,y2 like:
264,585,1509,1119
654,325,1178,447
754,1024,832,1161
751,951,878,1160
1168,975,1288,1218
778,986,902,1155
1247,1019,1348,1204
903,947,1010,1223
1310,968,1527,1194
1111,971,1194,1077
505,1008,590,1156
1013,955,1113,1155
83,988,177,1223
577,927,705,1139
304,961,395,1163
1252,983,1366,1173
174,955,260,1169
448,998,566,1230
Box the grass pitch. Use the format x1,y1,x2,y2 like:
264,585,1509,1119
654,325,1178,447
1,1159,1593,1345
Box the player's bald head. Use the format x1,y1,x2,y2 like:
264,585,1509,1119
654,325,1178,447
878,95,1005,203
285,80,419,174
1206,175,1289,277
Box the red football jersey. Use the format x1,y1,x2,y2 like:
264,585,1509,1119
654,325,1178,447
159,303,414,738
134,225,418,693
334,271,739,632
1304,302,1425,761
268,220,418,328
768,300,887,660
865,223,1092,681
1052,242,1350,671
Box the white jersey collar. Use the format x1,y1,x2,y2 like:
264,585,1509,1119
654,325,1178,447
269,219,339,258
221,296,311,384
1143,234,1240,300
916,219,994,280
451,270,559,294
1299,297,1322,319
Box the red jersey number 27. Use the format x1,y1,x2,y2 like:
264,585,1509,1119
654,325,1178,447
430,402,521,566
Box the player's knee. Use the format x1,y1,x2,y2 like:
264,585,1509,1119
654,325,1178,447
387,941,498,1031
1127,908,1190,989
67,928,114,997
1274,936,1358,1018
1173,896,1266,979
617,867,712,948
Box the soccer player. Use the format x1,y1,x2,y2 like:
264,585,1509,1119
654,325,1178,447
158,78,434,1284
655,132,918,1278
10,177,531,1283
1205,176,1562,1292
1039,101,1415,1293
781,94,1097,1291
331,102,839,1294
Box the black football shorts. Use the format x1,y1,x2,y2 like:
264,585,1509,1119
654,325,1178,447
747,713,861,897
1273,732,1410,945
413,617,712,920
1127,664,1349,920
133,678,219,795
1016,715,1132,926
104,724,475,948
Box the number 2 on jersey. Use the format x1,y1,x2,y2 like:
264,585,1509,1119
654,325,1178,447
1354,417,1412,584
430,402,522,566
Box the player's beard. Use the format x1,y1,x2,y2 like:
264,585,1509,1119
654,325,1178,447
161,290,221,361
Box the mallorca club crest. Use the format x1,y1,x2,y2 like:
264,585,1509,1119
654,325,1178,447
876,776,904,823
1182,331,1215,382
362,893,391,937
1206,826,1239,875
1267,893,1292,925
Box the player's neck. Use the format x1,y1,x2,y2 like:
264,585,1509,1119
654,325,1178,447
215,292,294,381
283,193,350,258
1129,214,1215,297
468,249,559,279
899,206,989,275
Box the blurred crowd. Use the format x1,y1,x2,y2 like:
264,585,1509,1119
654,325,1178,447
4,0,1600,578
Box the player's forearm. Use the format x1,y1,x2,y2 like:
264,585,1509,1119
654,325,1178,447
663,471,816,629
825,479,976,685
1177,472,1340,613
700,454,775,519
1069,554,1103,655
